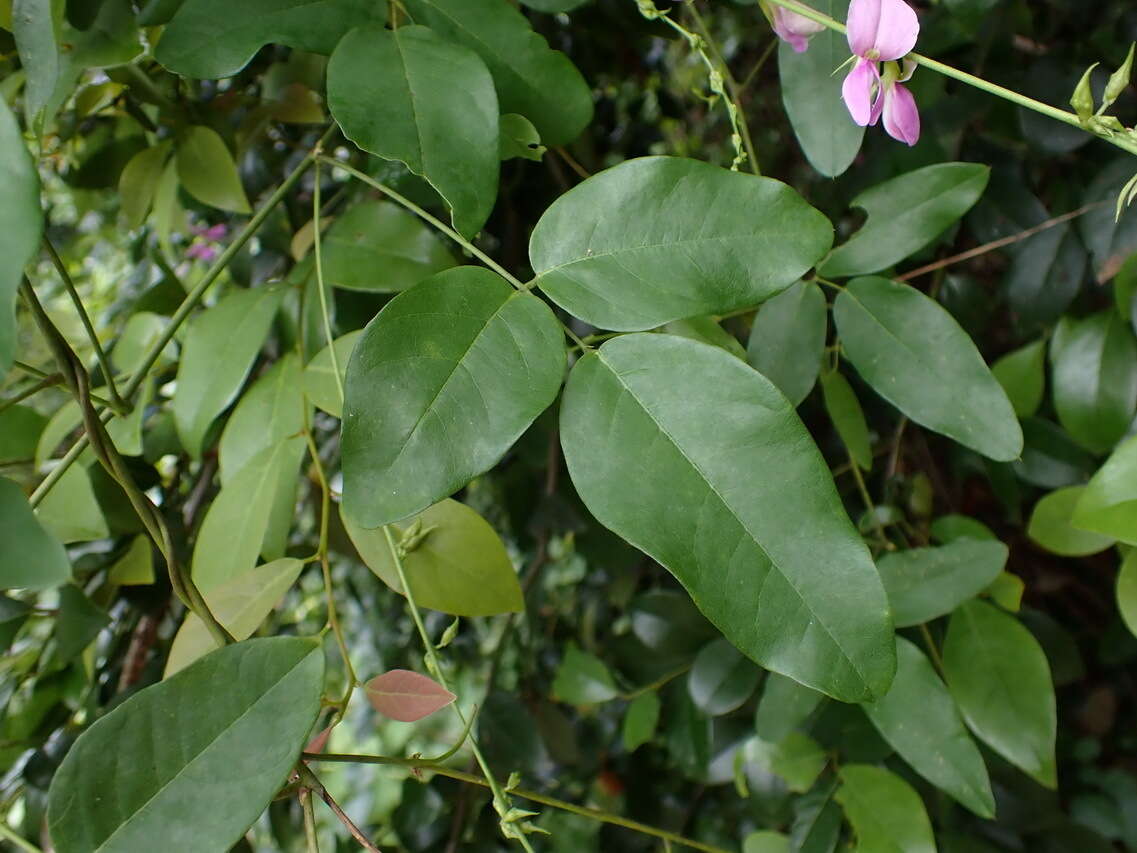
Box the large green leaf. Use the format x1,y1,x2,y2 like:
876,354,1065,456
687,637,762,716
862,637,994,817
47,637,324,852
876,539,1008,627
341,267,564,528
327,24,499,240
529,156,833,332
777,0,863,178
1028,486,1115,557
0,477,70,590
834,276,1022,461
746,280,827,406
0,96,42,377
36,464,108,544
11,0,62,127
175,126,250,214
559,333,895,702
303,330,360,418
402,0,592,146
1072,435,1137,544
155,0,385,77
992,339,1046,417
820,163,990,278
835,764,936,853
342,498,523,617
943,600,1058,788
165,558,305,676
320,200,454,292
754,672,823,743
1050,312,1137,454
173,286,285,459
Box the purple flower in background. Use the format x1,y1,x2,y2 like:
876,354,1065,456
769,5,826,53
186,222,229,263
841,0,922,145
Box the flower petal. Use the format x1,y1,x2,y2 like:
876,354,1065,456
873,0,920,60
842,58,879,126
773,8,825,52
846,0,883,57
882,81,921,145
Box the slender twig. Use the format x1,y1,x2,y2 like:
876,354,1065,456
11,361,119,410
299,765,381,853
304,753,732,853
312,158,343,402
554,146,591,179
301,787,320,853
0,822,41,853
919,623,946,677
0,373,58,414
848,451,891,550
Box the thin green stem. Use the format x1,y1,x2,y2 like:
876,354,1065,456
919,623,945,677
11,360,119,410
0,373,58,414
620,664,691,700
305,752,732,853
312,159,344,404
765,0,1137,157
300,788,320,853
848,451,890,549
0,822,42,853
381,526,537,852
29,125,336,508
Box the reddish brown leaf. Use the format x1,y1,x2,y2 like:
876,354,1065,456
365,669,456,722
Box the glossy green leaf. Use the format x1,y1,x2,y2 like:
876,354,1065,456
342,498,523,617
754,672,823,743
0,477,70,590
341,267,564,527
746,281,827,406
821,370,872,471
986,571,1024,612
1014,416,1097,489
931,513,996,543
862,637,995,817
834,276,1022,462
777,0,862,178
0,404,46,464
303,330,360,418
791,784,842,853
749,732,827,793
744,831,790,853
622,691,660,752
54,585,109,662
402,0,592,146
499,113,545,161
112,312,175,373
529,156,833,332
553,643,619,704
821,163,990,277
118,141,171,229
993,339,1046,417
173,286,285,459
191,438,306,591
166,558,304,676
1072,435,1137,544
176,126,250,214
560,333,895,702
663,315,747,359
47,637,324,852
0,95,42,376
36,465,108,544
836,764,936,853
328,24,499,239
1051,311,1137,454
876,539,1008,627
688,637,762,716
108,535,154,586
1029,486,1115,557
1118,550,1137,638
943,600,1058,788
320,200,454,293
155,0,385,77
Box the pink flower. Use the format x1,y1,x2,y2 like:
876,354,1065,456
186,243,218,262
841,0,921,145
770,7,826,53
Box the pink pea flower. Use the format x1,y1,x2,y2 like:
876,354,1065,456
185,243,218,262
841,0,922,146
768,5,826,53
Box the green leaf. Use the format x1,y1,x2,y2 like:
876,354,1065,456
303,330,360,418
744,831,790,853
622,691,660,752
754,672,823,743
190,438,306,591
1072,435,1137,544
401,0,591,146
1015,416,1097,489
0,95,42,377
985,571,1024,612
777,0,862,178
54,584,109,662
1051,312,1137,454
118,141,172,229
820,370,872,471
173,286,285,459
992,339,1046,417
176,126,250,214
155,0,385,77
836,764,936,853
520,0,589,10
930,514,995,543
553,643,619,705
560,333,895,702
166,558,306,676
748,732,828,794
342,498,523,617
499,113,545,162
35,464,108,543
820,163,990,278
47,637,324,852
662,314,747,358
108,535,154,586
529,156,833,332
0,595,31,650
746,281,827,406
876,539,1008,627
791,784,842,853
0,404,46,464
1028,486,1116,557
1118,550,1137,638
320,200,455,293
11,0,62,126
834,276,1022,462
341,267,564,527
0,477,70,590
328,24,499,239
862,637,995,817
943,600,1058,788
687,637,762,716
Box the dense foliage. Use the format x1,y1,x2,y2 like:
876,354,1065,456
2,0,1137,851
